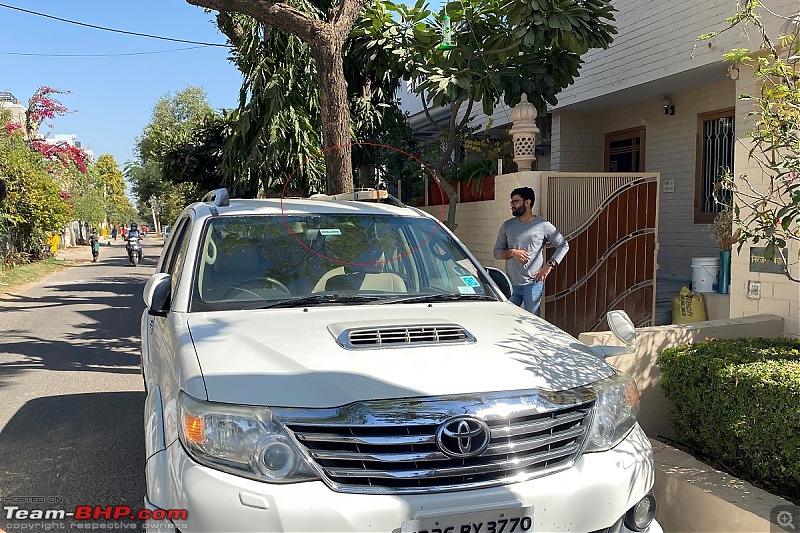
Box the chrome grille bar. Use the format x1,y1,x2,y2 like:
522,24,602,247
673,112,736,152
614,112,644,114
325,445,580,480
490,410,587,437
307,426,585,463
275,388,597,494
295,432,436,446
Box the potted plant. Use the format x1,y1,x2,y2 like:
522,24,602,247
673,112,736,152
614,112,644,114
710,208,740,294
457,159,497,202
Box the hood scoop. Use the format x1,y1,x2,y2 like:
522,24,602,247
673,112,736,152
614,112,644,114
328,320,476,350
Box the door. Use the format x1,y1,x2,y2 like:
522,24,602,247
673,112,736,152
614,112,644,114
605,127,645,172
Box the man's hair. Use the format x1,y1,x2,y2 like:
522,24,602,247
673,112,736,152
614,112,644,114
510,186,535,207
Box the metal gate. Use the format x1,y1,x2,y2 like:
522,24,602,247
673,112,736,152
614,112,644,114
541,173,659,337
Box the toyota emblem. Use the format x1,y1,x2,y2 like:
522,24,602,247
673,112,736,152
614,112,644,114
436,416,491,458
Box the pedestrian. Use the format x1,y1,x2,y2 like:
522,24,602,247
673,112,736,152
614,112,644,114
111,225,118,241
89,228,100,263
121,225,126,239
493,186,569,316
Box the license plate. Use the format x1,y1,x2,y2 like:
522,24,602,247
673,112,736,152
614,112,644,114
401,507,534,533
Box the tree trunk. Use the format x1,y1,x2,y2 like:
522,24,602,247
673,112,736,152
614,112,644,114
358,163,375,188
186,0,367,195
312,44,353,195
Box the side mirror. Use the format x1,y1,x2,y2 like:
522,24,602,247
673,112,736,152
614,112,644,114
143,273,171,317
588,310,637,359
485,267,512,299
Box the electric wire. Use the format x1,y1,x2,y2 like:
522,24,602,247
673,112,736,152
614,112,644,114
0,46,208,57
0,2,229,47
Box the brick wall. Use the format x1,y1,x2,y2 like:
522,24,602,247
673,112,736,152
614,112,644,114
551,112,604,171
729,72,800,338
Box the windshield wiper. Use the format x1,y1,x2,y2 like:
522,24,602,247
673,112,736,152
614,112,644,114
377,294,498,305
259,294,383,309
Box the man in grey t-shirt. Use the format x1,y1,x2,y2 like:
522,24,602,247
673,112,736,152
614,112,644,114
493,186,569,316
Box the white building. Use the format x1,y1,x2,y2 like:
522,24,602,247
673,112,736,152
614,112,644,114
0,91,26,128
406,0,799,336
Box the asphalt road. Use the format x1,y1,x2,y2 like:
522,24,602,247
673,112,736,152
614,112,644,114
0,237,162,528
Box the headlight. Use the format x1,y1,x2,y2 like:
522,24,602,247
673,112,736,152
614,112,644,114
178,391,319,483
584,371,639,452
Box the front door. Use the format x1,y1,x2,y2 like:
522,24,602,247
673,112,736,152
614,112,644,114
605,127,645,172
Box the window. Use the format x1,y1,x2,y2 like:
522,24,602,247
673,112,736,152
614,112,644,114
695,108,734,223
188,214,494,312
605,127,645,172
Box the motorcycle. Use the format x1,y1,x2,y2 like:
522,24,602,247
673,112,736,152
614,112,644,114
126,235,143,266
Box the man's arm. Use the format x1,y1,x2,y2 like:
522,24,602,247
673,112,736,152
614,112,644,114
545,223,569,265
493,223,508,260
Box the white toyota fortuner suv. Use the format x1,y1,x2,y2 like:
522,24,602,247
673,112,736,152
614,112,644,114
140,188,661,533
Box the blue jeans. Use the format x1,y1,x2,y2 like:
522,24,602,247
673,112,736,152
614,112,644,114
510,282,544,316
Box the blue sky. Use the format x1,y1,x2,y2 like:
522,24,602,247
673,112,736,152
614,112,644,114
1,1,243,168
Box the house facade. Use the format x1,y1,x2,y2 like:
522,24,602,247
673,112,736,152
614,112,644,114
0,91,26,129
407,0,799,337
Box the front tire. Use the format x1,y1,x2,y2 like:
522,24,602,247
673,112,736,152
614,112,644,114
133,253,140,266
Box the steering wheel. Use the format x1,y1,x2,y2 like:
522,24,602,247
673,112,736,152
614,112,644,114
429,239,453,261
223,276,292,299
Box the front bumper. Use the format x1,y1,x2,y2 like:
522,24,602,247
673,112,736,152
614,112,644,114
146,424,659,532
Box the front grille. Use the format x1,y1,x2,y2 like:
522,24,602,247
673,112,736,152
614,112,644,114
275,389,595,494
343,324,475,348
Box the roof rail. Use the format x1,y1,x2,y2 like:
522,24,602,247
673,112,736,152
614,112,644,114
310,188,405,206
202,188,230,207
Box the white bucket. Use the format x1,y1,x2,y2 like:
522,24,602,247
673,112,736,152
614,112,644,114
691,257,719,293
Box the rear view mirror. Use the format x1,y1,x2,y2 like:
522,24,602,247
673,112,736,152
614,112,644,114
485,267,512,299
607,310,636,345
143,273,171,317
588,310,637,359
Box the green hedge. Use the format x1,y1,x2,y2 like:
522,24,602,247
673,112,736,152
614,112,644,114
658,337,800,497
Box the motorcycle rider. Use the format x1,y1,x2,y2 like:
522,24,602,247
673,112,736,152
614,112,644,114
127,222,141,241
125,222,144,262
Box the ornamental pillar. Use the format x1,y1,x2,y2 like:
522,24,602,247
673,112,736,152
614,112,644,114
510,101,539,171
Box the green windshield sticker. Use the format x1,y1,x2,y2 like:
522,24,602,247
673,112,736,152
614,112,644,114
461,276,479,287
458,285,476,294
319,229,342,236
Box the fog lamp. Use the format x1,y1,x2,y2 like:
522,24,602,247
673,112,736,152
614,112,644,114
624,491,656,531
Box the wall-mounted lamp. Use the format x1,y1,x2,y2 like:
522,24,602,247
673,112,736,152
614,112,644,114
662,96,675,116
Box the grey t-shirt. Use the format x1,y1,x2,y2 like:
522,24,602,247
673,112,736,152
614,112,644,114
493,217,569,286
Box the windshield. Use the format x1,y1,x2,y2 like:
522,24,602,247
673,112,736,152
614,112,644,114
189,214,497,311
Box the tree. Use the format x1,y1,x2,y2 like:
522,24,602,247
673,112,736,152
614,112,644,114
207,10,410,196
705,0,800,282
95,154,134,226
125,161,189,229
187,0,373,195
0,122,70,261
212,12,324,196
136,86,214,163
358,0,617,227
25,86,71,138
131,87,217,229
